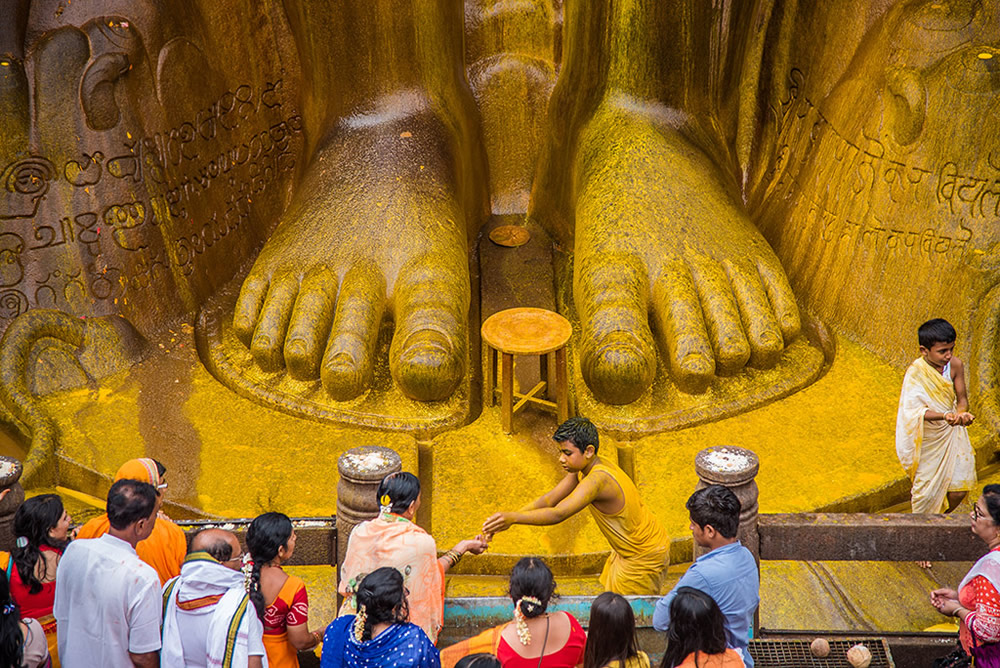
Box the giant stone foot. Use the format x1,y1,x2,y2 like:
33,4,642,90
530,98,826,434
199,107,478,430
573,101,802,404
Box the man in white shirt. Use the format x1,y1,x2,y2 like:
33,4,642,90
160,529,266,668
55,478,162,667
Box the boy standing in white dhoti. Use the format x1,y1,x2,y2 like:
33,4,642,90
896,318,976,515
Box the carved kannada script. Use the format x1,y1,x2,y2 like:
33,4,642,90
0,79,304,319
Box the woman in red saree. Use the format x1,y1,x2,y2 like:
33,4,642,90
1,494,71,667
441,558,586,668
931,484,1000,667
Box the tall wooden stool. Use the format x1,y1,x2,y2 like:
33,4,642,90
481,307,572,434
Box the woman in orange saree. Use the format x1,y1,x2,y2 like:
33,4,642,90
247,512,323,668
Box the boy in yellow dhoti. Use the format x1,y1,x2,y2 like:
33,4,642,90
896,318,976,515
483,417,669,595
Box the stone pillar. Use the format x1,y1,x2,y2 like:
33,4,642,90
0,457,24,552
416,437,434,534
693,446,760,565
616,441,637,481
336,446,402,570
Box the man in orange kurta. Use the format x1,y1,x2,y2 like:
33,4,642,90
76,458,187,585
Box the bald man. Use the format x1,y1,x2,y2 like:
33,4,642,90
160,529,266,668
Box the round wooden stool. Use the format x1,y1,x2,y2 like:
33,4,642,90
481,307,572,434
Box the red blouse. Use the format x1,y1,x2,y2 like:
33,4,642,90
960,576,1000,650
263,579,309,634
9,546,60,620
496,612,586,668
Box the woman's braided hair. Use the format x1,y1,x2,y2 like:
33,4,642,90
356,567,409,641
246,512,293,621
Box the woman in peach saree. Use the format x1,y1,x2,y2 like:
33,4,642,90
338,472,487,644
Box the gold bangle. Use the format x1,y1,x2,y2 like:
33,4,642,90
445,549,462,567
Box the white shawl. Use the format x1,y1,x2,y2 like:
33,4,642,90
161,553,265,668
206,588,267,668
960,550,1000,595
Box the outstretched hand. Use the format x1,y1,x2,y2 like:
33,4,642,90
930,587,960,616
459,535,489,555
483,512,514,535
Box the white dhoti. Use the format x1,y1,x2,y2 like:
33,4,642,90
896,357,976,514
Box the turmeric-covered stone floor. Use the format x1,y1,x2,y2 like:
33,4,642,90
15,319,1000,637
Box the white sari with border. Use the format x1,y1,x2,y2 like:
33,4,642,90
896,357,976,513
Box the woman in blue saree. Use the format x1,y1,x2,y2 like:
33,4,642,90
322,567,441,668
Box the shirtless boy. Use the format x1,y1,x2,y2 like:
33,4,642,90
483,417,669,594
896,318,976,515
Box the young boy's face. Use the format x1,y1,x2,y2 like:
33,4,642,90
920,340,955,371
557,441,592,473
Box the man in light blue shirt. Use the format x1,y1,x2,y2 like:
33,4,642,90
653,485,759,667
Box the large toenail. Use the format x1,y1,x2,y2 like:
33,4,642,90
715,333,751,374
675,352,713,394
326,351,358,370
285,339,307,358
323,353,365,401
679,352,713,376
401,329,451,358
394,329,463,402
583,331,654,405
285,339,320,380
758,331,782,349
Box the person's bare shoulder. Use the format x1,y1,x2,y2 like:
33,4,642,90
586,463,623,503
951,357,965,378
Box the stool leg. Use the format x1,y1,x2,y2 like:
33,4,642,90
501,352,514,434
486,346,497,407
554,346,569,424
539,353,549,399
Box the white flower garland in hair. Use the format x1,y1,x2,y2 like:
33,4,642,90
241,553,254,592
514,596,542,645
353,605,368,642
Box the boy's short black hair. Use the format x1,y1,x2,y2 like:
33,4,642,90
686,485,741,538
552,417,599,454
107,479,157,530
919,318,956,349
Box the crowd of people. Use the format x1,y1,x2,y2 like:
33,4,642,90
0,313,991,668
0,433,766,668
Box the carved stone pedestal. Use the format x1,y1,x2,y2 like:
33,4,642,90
693,446,760,565
335,446,402,599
